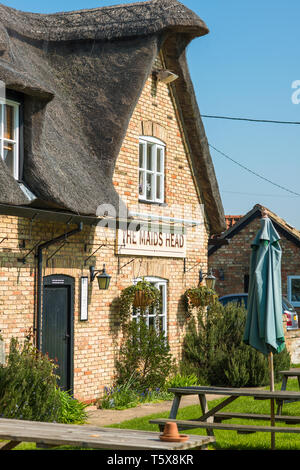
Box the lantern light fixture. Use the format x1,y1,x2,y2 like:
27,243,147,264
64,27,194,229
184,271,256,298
199,269,216,290
90,264,111,290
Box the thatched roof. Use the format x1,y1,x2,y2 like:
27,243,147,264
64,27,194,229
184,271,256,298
0,0,225,234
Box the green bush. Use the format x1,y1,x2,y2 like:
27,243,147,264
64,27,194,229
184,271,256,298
182,302,291,388
115,319,174,391
0,337,88,424
0,337,61,422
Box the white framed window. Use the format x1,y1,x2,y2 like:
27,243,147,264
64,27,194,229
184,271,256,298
0,98,20,180
287,276,300,307
132,277,168,336
139,136,165,203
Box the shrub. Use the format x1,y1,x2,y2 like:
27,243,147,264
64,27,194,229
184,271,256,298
0,337,89,424
115,319,174,391
0,337,61,422
182,302,291,388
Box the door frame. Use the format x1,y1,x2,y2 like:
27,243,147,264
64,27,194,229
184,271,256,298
42,274,75,394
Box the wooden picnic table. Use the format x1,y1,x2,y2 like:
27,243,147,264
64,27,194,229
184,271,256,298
150,386,300,437
277,369,300,414
0,417,214,450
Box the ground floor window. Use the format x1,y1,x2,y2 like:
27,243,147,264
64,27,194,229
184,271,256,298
287,276,300,307
132,277,167,335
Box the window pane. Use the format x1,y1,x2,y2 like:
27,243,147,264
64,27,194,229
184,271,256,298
139,143,144,168
146,173,153,200
139,171,145,196
158,316,164,333
4,105,14,140
3,142,14,175
291,278,300,302
156,175,162,200
157,148,162,172
146,143,153,171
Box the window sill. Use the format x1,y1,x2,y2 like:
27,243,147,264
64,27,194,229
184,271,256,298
138,199,167,207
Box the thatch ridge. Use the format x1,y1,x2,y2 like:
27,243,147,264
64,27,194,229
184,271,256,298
0,0,209,42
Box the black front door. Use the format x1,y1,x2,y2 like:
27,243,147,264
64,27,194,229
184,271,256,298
42,275,74,393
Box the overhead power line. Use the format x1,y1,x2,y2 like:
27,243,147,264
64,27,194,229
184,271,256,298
201,114,300,125
208,143,300,197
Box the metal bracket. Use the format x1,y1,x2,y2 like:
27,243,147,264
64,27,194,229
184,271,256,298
117,257,135,275
84,244,105,266
17,239,42,264
184,259,202,274
46,241,67,267
0,237,7,246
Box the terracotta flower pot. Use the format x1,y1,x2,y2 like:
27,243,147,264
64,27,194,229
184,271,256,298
159,422,189,442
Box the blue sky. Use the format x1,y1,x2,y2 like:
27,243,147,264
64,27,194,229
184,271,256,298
2,0,300,228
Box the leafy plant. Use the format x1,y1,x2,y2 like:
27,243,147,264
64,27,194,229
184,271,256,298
56,390,89,424
115,318,174,390
165,373,199,389
119,279,162,325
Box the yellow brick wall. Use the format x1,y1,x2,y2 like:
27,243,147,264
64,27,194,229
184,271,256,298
0,53,210,402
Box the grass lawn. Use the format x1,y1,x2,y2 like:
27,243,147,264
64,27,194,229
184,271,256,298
4,379,300,451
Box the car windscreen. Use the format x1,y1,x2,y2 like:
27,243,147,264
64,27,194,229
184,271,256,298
220,296,248,309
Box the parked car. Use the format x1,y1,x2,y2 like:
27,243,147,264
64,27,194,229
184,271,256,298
218,293,299,330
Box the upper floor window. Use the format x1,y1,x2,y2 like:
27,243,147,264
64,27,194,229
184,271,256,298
139,136,165,203
0,98,20,180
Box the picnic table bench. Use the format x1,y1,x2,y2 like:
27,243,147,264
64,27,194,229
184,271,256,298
277,369,300,414
0,418,214,450
150,386,300,437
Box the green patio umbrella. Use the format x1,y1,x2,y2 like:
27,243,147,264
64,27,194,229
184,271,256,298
243,212,285,449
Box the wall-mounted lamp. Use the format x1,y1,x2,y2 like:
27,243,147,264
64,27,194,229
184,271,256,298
90,264,111,290
199,269,216,290
155,69,179,84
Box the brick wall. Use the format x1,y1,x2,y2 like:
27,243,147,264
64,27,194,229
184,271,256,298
0,53,209,402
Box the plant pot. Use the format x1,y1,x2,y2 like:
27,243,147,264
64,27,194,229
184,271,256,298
133,290,153,308
188,294,204,307
159,422,189,442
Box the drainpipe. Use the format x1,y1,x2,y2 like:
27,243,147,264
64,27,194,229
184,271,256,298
36,222,83,350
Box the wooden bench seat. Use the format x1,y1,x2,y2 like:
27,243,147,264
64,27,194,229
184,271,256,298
149,417,300,435
214,412,300,424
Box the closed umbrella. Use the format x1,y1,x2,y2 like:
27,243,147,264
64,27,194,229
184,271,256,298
243,211,285,449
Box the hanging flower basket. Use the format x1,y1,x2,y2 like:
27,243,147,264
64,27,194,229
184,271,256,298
184,286,218,316
119,279,162,325
133,290,154,308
